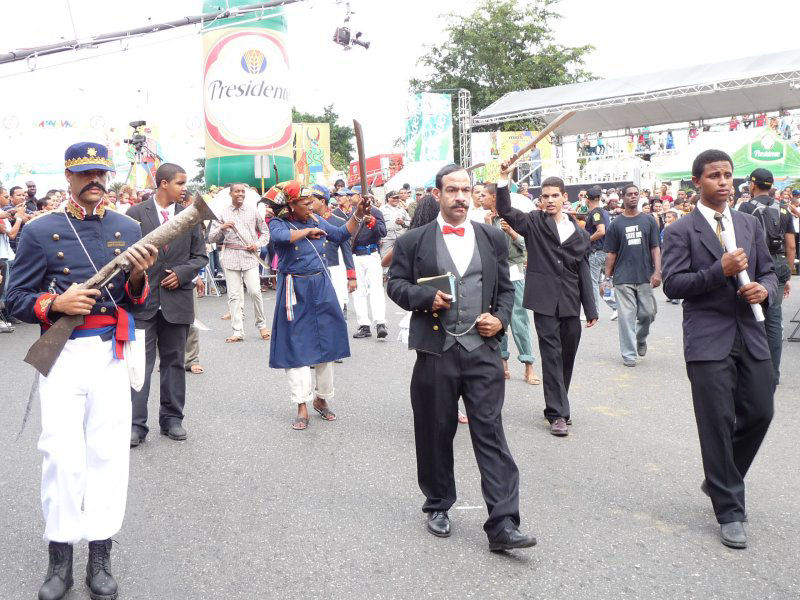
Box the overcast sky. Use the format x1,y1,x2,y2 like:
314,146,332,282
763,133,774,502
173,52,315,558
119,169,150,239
2,0,800,180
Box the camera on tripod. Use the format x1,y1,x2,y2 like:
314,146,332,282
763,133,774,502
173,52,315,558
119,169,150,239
124,120,147,152
333,27,370,50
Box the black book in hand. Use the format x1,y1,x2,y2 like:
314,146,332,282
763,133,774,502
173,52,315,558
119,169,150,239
417,272,456,298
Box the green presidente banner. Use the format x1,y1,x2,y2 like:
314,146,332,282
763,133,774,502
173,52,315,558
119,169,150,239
405,93,454,163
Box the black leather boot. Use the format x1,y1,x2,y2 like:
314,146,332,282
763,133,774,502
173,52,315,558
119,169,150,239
38,542,73,600
85,539,118,600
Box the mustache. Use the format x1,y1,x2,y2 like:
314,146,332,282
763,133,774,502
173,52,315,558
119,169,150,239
79,182,107,196
453,201,469,209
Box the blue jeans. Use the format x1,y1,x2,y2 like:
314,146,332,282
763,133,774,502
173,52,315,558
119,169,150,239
614,283,657,361
588,251,617,312
500,279,535,363
763,283,785,383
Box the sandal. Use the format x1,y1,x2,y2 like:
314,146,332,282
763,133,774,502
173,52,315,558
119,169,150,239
260,328,271,340
291,417,309,430
221,312,231,320
189,364,205,374
525,374,541,385
457,410,469,425
225,336,244,343
312,399,336,421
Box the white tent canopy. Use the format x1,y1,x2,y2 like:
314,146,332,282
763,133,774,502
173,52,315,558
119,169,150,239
473,49,800,135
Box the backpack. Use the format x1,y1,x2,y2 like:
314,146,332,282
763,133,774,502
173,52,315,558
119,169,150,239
751,201,791,283
750,201,784,254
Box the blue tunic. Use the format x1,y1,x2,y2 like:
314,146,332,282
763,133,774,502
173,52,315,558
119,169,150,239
7,208,146,326
268,216,352,369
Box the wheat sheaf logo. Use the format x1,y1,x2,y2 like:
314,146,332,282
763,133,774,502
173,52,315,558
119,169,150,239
241,49,267,75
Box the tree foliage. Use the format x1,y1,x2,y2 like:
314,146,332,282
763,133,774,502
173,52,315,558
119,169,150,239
292,105,354,171
410,0,594,157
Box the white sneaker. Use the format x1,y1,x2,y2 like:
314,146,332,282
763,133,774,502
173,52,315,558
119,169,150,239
610,310,618,321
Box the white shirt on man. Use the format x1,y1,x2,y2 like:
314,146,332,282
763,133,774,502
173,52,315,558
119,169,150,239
695,200,735,245
156,201,175,225
436,213,475,277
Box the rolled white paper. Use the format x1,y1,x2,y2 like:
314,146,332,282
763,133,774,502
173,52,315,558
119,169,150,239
720,227,765,322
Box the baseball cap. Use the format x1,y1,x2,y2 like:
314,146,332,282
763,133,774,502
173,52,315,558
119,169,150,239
749,168,774,188
587,185,602,199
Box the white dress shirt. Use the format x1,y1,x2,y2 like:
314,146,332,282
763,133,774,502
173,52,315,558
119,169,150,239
156,201,176,225
696,201,735,245
554,215,576,244
436,214,475,277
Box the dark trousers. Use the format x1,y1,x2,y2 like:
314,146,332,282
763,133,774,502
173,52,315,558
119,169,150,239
686,333,774,524
533,312,582,422
131,310,189,436
763,282,785,384
410,343,520,538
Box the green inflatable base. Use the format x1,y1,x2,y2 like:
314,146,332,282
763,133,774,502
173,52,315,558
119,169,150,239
205,155,295,192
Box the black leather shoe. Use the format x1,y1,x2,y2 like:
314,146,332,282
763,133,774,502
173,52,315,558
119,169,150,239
550,418,568,437
86,539,118,600
376,323,388,339
130,430,144,448
426,511,451,537
352,325,371,338
720,521,747,549
160,425,187,441
39,542,73,600
489,527,537,552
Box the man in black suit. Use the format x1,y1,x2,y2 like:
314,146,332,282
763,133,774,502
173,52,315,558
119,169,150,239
387,164,536,552
496,164,597,437
662,149,777,549
126,164,208,446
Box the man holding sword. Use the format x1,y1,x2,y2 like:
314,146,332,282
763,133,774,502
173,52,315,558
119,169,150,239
662,149,777,549
208,183,270,343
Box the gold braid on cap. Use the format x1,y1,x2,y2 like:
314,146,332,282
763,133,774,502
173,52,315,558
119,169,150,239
65,156,114,169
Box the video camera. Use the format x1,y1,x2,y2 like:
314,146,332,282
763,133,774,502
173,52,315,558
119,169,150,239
124,120,147,152
333,27,370,50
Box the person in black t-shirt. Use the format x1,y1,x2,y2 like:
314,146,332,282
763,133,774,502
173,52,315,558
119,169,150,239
737,168,796,384
584,186,617,320
604,184,662,366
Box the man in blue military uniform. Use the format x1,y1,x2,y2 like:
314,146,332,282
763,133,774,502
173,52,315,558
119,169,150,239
311,184,356,317
349,185,388,339
6,142,158,600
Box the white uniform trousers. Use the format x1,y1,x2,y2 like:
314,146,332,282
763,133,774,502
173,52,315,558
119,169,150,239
285,362,334,404
37,336,131,543
352,252,386,327
328,262,348,311
224,266,267,337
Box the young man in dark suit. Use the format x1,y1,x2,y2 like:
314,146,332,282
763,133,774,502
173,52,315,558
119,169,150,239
387,164,536,552
662,149,777,549
495,163,597,437
126,164,208,446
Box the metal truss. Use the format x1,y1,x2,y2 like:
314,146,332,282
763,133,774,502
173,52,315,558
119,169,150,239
472,71,800,127
458,89,472,168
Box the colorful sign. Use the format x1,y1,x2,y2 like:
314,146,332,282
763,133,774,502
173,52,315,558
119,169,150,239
203,28,293,158
405,93,454,163
292,123,335,186
471,130,553,182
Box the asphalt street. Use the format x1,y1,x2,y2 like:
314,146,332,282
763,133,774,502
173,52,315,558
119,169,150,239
1,286,799,600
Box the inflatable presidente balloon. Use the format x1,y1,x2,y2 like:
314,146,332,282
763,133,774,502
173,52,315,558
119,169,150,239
202,0,294,189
